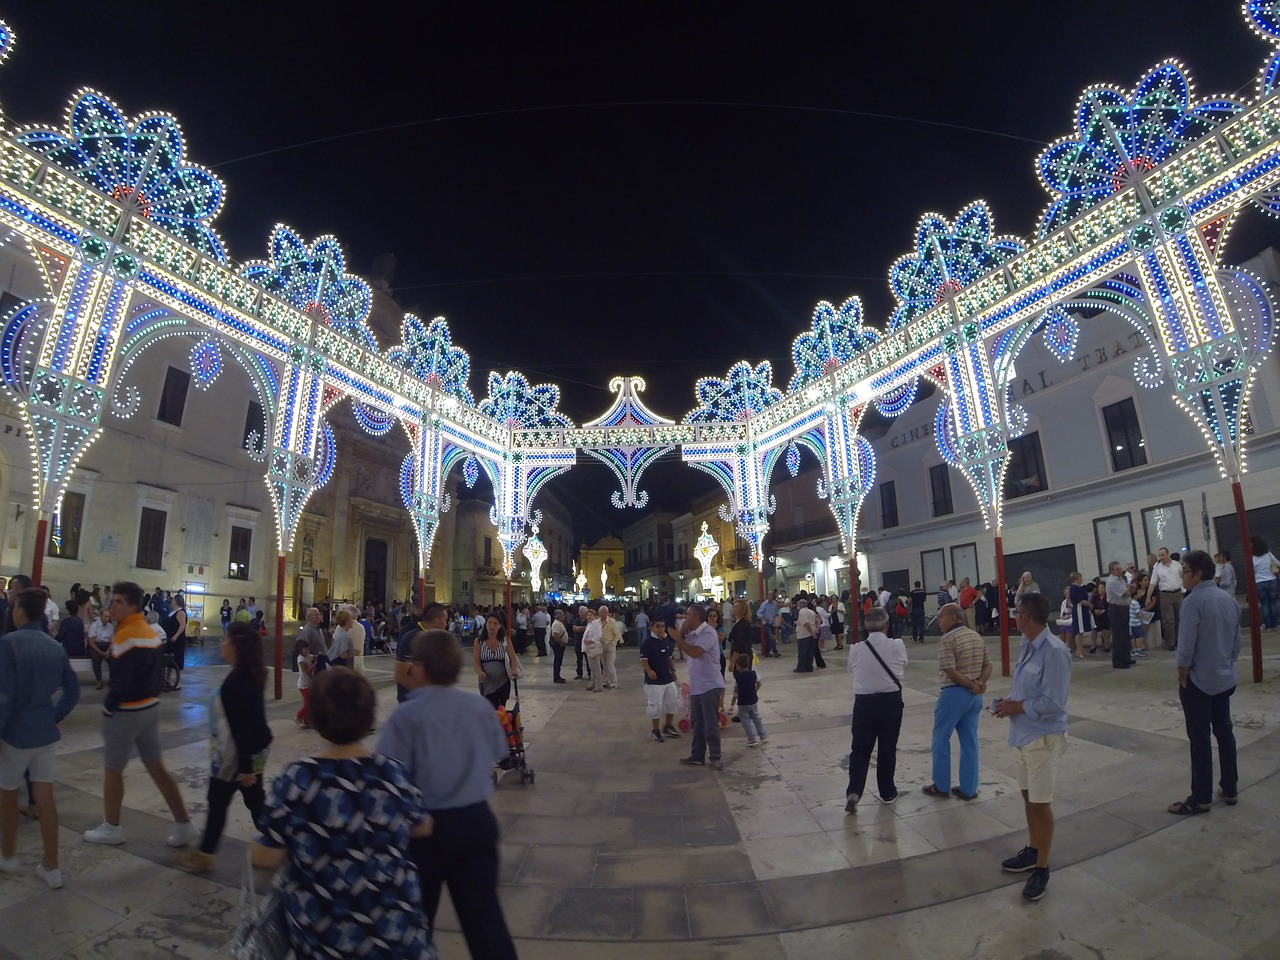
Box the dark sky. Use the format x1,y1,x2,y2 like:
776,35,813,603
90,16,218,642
6,2,1279,539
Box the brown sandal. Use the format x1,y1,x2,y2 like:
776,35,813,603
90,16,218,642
1167,797,1211,815
921,784,950,798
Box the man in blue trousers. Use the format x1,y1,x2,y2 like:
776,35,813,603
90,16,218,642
921,602,991,801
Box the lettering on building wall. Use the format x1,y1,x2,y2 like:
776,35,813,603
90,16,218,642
2,421,25,439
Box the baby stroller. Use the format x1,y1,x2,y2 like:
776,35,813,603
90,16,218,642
494,677,534,785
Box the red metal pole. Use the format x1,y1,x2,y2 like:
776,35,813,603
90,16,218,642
995,534,1010,677
1231,480,1263,683
506,577,513,634
850,550,862,643
31,516,47,586
418,575,426,609
273,553,285,700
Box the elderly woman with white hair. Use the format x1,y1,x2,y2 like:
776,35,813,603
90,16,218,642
1014,572,1039,601
845,604,908,812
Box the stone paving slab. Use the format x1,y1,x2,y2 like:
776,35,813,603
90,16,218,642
1,638,1278,957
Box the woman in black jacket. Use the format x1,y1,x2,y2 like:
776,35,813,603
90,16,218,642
180,621,273,871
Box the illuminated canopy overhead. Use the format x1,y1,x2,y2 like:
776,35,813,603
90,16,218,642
0,4,1275,582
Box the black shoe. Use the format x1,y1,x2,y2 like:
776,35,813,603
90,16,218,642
1002,846,1039,873
662,725,681,739
1022,867,1050,901
553,677,566,683
844,793,859,813
679,756,704,765
651,730,665,743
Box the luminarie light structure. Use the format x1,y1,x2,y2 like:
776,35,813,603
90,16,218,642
0,4,1275,688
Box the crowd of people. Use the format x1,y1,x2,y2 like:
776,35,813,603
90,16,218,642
0,540,1261,949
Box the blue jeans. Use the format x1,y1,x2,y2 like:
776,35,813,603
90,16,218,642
931,685,983,795
1258,579,1279,629
689,689,723,762
739,703,767,743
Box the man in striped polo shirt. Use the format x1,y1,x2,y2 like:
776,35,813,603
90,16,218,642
82,581,199,847
922,602,992,801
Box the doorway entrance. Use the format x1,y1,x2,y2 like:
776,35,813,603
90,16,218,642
363,538,388,608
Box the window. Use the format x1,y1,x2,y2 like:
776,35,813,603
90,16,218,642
242,400,265,451
136,507,167,569
929,464,953,517
483,536,492,566
157,366,190,426
666,543,674,561
1102,398,1147,471
48,491,86,559
1003,432,1047,500
880,481,899,528
228,525,252,580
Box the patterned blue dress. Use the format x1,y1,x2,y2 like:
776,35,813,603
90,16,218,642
256,754,436,959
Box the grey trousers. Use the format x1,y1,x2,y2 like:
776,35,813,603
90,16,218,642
689,689,723,762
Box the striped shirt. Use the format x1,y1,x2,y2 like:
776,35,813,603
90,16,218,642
937,624,990,688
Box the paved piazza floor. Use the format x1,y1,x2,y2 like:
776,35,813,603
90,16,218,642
1,632,1279,960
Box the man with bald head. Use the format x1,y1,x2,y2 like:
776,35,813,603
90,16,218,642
296,606,326,668
597,605,622,690
922,602,992,800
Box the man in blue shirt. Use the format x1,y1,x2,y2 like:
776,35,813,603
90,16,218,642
757,596,779,658
993,591,1071,902
0,587,80,888
1169,549,1240,815
378,629,516,960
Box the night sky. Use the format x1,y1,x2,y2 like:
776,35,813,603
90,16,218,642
6,3,1280,538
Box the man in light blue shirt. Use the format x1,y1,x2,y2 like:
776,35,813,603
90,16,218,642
673,603,725,769
1169,549,1240,815
378,629,516,960
993,591,1071,902
757,596,778,658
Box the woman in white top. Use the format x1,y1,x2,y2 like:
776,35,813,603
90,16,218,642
1251,536,1279,629
845,605,907,811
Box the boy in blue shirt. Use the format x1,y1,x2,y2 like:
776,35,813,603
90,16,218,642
730,654,768,746
640,617,680,742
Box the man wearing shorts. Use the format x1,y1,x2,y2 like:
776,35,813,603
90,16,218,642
0,588,80,888
640,617,680,742
82,582,199,848
993,592,1071,902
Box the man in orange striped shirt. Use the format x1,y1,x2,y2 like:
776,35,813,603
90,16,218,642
82,582,199,848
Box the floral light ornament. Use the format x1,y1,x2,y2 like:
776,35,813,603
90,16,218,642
16,91,227,261
241,224,378,350
1245,1,1280,94
388,314,474,406
789,296,880,391
480,371,571,430
686,361,781,423
1035,62,1243,238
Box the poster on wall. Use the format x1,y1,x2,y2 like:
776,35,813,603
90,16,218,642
921,549,946,596
950,543,979,590
1093,513,1137,574
1141,501,1189,556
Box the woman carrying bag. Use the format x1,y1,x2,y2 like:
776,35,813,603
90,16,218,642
473,611,518,708
182,621,272,872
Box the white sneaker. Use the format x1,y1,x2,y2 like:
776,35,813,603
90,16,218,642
83,822,126,845
0,853,21,874
746,741,758,748
166,821,201,848
35,865,64,889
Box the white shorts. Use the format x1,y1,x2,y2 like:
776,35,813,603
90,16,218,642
0,741,56,789
1012,732,1069,803
644,682,679,720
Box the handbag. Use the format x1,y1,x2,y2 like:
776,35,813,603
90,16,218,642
228,849,290,960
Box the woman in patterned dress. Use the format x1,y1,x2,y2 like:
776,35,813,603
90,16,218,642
251,669,437,959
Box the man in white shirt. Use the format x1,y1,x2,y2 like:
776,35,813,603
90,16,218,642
794,598,818,673
581,609,603,692
598,605,622,689
1152,548,1183,650
531,605,550,657
845,606,907,812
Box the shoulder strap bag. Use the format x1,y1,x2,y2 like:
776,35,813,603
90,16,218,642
862,638,902,691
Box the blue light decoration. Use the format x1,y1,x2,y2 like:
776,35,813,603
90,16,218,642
890,202,1023,329
16,91,227,261
241,224,378,350
0,19,15,66
315,421,336,488
480,371,571,429
463,453,479,489
1035,63,1243,237
789,296,880,391
387,314,474,406
785,440,800,477
582,377,675,508
1040,307,1080,363
686,361,781,423
189,335,221,390
352,401,394,436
